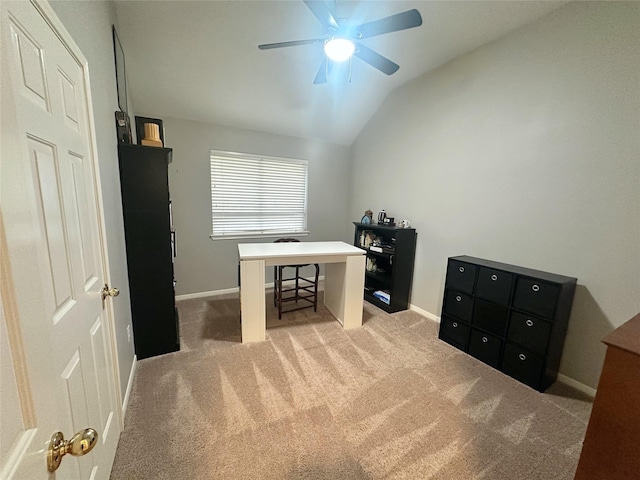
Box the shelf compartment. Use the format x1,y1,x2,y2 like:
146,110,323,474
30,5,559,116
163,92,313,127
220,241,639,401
364,291,391,309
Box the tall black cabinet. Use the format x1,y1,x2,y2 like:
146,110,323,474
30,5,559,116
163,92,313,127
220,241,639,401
118,144,179,359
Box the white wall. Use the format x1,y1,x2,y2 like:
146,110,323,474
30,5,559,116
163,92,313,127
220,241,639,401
349,1,640,389
49,0,135,402
161,117,352,295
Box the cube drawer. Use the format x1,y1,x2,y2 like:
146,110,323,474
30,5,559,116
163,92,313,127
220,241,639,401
439,315,470,350
445,259,477,294
443,290,474,322
469,329,502,369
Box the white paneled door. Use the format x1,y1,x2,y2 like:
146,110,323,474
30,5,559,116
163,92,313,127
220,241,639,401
1,1,121,478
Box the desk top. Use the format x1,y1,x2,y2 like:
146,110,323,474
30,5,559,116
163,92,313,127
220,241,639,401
238,241,364,261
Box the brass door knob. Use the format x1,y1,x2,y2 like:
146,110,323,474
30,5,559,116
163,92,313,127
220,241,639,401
101,283,120,300
47,428,98,472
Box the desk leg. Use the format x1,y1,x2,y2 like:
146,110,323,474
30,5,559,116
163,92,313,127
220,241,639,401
240,259,266,343
325,255,365,329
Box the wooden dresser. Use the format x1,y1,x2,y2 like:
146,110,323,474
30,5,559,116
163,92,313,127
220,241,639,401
575,312,640,479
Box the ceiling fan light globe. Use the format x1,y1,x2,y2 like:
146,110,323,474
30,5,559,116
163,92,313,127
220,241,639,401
324,38,355,62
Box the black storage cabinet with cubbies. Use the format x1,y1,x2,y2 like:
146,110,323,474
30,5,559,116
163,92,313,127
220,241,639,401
353,222,416,313
438,255,576,392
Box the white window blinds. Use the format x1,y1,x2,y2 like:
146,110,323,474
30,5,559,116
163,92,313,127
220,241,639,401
210,150,308,238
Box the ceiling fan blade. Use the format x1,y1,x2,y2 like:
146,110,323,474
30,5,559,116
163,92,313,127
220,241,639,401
313,57,328,84
313,58,337,84
354,43,399,75
259,39,323,50
303,0,339,30
356,9,422,39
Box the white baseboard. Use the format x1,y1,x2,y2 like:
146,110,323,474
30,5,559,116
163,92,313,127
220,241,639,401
410,304,440,323
557,373,596,397
121,355,137,419
176,288,238,300
176,276,325,301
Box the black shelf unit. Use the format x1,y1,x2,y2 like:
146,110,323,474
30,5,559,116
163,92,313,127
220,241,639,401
353,222,417,313
118,144,179,359
438,255,576,392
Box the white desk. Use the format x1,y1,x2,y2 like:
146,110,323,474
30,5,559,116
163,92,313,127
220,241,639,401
238,241,366,343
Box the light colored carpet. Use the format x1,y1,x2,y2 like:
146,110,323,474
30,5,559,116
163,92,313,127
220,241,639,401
110,291,592,479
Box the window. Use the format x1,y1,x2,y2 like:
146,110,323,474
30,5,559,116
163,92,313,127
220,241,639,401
210,150,308,239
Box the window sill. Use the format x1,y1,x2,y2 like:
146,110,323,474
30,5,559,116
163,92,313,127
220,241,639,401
210,231,310,241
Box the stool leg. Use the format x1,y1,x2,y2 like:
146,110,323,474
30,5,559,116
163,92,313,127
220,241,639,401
295,267,300,303
313,264,319,312
277,266,283,319
273,266,278,307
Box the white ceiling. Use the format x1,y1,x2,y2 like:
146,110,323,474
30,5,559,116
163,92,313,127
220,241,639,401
114,0,568,146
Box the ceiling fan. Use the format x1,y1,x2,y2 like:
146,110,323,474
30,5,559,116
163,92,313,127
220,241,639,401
258,0,423,84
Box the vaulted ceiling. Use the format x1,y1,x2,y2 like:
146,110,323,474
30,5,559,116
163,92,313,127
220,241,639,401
114,0,568,146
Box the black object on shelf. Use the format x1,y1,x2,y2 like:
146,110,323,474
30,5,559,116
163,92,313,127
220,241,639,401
353,222,417,313
438,255,576,392
118,144,179,359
